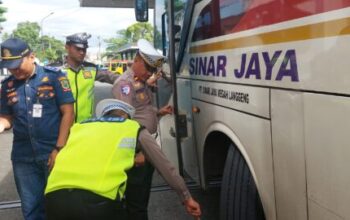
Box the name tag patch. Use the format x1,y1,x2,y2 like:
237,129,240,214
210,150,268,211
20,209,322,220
118,138,136,149
33,104,43,118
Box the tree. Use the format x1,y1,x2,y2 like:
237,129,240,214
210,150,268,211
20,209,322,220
36,36,65,64
0,1,7,25
12,22,40,51
124,22,153,43
9,21,65,64
105,29,128,53
105,22,154,58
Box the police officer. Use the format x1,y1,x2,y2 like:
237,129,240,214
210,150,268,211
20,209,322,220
62,32,119,122
0,38,75,220
112,39,172,220
44,99,201,220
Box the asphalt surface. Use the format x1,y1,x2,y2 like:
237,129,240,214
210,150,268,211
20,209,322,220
0,82,221,220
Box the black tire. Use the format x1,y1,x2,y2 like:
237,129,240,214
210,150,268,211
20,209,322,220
220,144,265,220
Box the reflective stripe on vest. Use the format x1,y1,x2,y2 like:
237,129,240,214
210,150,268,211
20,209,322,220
45,118,140,200
65,67,96,122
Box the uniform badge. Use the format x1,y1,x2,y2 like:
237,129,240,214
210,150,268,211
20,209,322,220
58,77,71,92
7,91,16,98
137,92,145,100
121,85,131,95
2,49,12,58
133,81,143,90
11,96,18,103
83,71,92,79
8,96,18,105
7,81,13,88
41,76,49,82
38,86,53,91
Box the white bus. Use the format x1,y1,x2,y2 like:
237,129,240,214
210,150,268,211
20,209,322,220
135,0,350,219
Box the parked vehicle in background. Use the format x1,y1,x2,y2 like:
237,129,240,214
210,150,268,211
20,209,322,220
107,59,128,74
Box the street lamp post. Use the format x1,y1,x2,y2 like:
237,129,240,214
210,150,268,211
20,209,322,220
40,12,54,38
40,12,54,64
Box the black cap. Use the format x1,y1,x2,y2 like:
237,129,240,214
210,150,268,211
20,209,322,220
66,32,91,48
0,38,31,69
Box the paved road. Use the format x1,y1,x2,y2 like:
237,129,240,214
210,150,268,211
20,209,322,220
0,82,220,220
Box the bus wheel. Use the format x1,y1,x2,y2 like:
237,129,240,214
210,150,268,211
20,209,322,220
220,144,265,220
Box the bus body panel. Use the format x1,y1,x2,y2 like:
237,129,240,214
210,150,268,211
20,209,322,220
192,98,276,220
192,80,270,118
272,91,350,220
186,4,350,95
271,90,308,220
304,94,350,220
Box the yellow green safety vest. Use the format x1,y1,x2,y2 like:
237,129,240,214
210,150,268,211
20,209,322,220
64,63,97,122
45,117,140,200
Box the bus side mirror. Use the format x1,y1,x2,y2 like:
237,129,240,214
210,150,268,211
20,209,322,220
135,0,148,22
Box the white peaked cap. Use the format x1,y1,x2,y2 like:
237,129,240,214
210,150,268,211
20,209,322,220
96,99,135,118
137,39,166,68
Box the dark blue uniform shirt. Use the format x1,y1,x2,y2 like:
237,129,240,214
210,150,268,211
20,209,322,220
0,65,74,162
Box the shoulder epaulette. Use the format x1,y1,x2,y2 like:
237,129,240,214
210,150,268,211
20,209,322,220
1,75,13,84
83,61,97,68
43,66,62,73
47,62,63,68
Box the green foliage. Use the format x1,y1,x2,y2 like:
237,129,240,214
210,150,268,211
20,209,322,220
36,36,65,64
13,22,40,50
1,32,9,40
105,29,128,52
125,22,153,43
104,22,154,58
0,3,7,23
8,21,64,64
164,0,186,12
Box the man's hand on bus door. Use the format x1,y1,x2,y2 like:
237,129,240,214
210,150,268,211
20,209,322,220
146,71,162,87
158,105,173,116
134,152,146,167
0,123,5,133
184,197,201,219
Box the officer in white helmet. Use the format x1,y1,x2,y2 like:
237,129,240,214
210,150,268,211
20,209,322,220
112,39,173,220
45,99,201,220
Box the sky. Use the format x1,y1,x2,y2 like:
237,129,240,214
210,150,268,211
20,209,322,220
1,0,154,55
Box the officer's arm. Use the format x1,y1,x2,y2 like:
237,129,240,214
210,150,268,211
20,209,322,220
138,129,189,200
0,115,12,133
56,103,74,147
0,86,13,132
95,69,119,84
52,72,75,147
138,129,201,217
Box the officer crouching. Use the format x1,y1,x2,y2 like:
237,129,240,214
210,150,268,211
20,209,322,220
44,99,201,220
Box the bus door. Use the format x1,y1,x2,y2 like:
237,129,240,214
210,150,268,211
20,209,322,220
156,70,200,183
155,0,200,183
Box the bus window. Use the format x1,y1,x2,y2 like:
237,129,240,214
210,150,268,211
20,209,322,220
192,0,251,42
